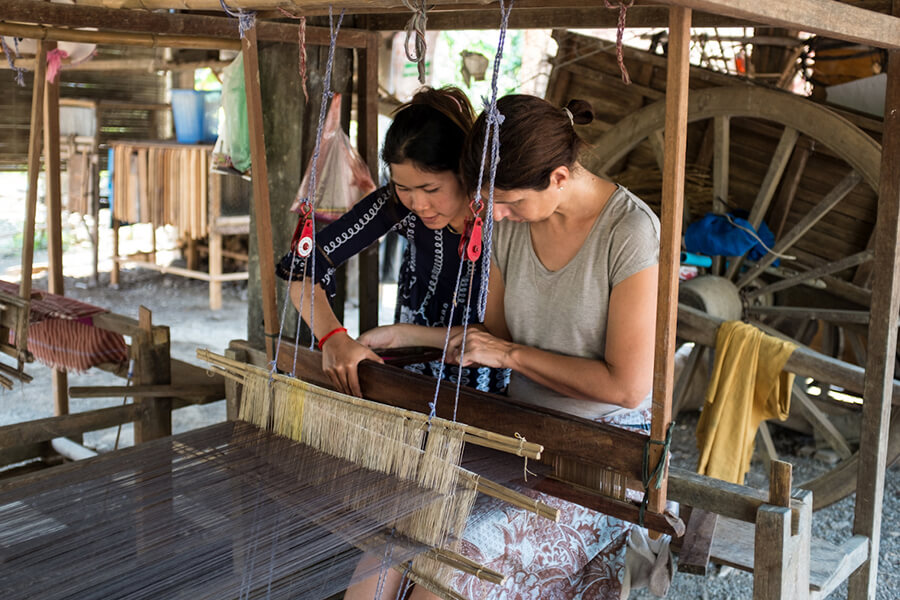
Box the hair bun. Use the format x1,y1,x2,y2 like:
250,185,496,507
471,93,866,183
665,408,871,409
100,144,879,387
565,99,595,126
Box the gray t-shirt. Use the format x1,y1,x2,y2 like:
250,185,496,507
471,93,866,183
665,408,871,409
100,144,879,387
492,185,660,419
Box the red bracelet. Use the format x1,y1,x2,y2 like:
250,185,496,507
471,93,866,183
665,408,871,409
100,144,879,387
317,327,347,349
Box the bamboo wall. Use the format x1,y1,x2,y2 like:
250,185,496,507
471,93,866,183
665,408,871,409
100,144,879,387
0,45,167,170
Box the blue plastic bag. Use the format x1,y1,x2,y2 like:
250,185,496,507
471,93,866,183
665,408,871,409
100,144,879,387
684,212,777,264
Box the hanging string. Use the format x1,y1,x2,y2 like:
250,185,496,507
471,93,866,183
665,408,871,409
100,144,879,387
603,0,634,84
269,6,345,375
428,254,468,421
451,262,477,422
1,37,27,87
401,0,429,84
473,0,514,321
638,422,674,527
302,6,345,350
219,0,257,39
276,8,309,103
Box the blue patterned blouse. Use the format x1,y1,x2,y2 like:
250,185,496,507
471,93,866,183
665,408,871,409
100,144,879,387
276,185,509,394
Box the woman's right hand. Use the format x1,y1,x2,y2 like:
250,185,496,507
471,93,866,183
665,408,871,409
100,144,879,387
321,332,384,397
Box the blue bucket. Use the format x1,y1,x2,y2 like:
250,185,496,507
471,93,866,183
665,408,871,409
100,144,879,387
171,89,220,144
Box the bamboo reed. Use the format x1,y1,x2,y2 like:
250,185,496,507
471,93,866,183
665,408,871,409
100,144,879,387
198,348,543,459
426,548,506,585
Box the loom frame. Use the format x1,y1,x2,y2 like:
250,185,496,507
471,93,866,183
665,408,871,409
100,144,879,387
3,0,898,598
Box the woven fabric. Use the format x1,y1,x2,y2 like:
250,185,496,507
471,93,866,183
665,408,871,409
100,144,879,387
1,280,128,372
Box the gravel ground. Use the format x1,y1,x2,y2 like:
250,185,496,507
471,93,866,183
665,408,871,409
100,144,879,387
1,268,897,599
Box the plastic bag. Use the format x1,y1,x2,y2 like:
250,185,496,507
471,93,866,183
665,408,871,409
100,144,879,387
212,52,251,175
290,93,376,222
684,211,777,264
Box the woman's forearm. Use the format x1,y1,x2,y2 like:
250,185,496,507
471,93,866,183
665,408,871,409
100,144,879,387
290,279,343,340
502,344,649,409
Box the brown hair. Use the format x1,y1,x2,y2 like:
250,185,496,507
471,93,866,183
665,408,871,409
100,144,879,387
382,86,475,174
462,95,594,192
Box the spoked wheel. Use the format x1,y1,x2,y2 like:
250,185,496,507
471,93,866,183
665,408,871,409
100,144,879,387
586,86,899,510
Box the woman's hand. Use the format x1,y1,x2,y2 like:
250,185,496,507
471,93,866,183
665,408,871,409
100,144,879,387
356,324,415,350
321,333,384,397
448,329,516,369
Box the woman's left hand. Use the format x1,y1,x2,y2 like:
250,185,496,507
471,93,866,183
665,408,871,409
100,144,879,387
357,324,414,350
448,329,516,369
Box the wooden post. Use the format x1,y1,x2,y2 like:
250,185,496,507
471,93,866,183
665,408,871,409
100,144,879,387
132,306,172,443
754,460,795,599
43,41,69,418
648,6,691,514
19,42,48,362
849,9,900,598
209,172,223,310
357,32,380,333
242,24,279,360
111,217,120,287
224,346,246,421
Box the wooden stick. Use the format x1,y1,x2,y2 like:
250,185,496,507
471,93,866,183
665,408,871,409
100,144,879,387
768,459,792,508
69,384,223,398
241,24,279,362
0,404,146,448
648,5,692,516
463,471,559,522
0,22,240,51
18,42,47,361
426,547,506,585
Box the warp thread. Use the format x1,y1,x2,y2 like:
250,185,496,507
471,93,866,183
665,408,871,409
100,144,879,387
603,0,634,84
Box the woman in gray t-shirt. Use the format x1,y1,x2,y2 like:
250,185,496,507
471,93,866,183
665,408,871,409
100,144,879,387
455,94,660,422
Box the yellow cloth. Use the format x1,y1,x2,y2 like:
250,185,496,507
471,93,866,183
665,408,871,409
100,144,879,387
696,321,797,484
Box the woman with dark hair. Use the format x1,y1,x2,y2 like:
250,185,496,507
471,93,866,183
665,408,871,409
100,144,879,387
276,86,508,398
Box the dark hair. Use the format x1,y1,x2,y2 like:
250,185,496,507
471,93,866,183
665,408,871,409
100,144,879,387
462,95,594,192
381,86,475,174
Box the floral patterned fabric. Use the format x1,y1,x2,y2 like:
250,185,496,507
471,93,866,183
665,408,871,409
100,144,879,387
449,408,652,600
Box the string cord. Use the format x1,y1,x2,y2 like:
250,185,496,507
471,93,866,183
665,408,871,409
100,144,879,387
428,253,467,420
474,0,514,321
218,0,256,39
451,261,477,422
401,0,428,84
276,8,309,103
1,36,27,87
638,421,674,527
304,7,346,350
724,213,796,260
603,0,634,84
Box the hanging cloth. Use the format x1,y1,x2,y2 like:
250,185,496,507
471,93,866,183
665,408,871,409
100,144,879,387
695,320,796,484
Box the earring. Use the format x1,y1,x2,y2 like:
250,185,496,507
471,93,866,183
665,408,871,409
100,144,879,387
558,186,564,191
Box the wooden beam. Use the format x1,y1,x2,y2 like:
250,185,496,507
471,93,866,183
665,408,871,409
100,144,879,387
849,21,900,598
43,41,68,419
0,404,145,448
667,466,803,531
132,307,173,443
648,5,691,516
357,33,380,334
651,0,900,49
0,0,369,48
363,6,751,30
242,24,279,362
18,42,46,363
0,22,241,51
272,339,650,482
677,304,900,405
68,384,223,398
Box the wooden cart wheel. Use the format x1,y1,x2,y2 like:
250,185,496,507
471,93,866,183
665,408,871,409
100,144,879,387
586,86,899,510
